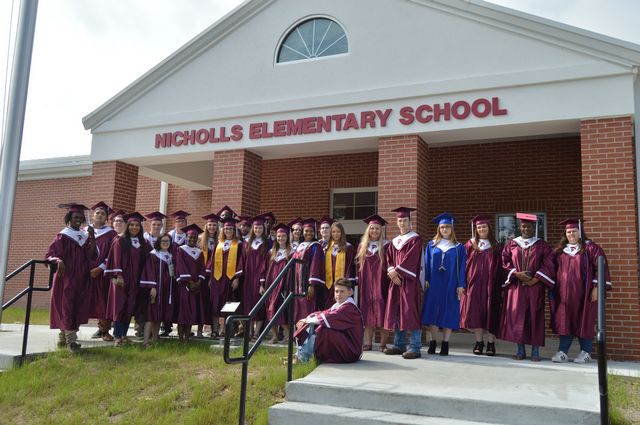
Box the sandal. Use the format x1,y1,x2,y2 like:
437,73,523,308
473,341,484,355
362,344,373,351
486,342,496,356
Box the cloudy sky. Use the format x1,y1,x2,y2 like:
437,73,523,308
1,0,639,161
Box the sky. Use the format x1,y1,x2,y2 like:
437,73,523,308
1,0,639,161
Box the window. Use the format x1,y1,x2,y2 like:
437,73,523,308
332,189,377,221
496,213,547,244
277,17,348,63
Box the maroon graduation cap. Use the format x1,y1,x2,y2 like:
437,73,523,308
90,201,112,214
391,207,416,218
273,223,289,234
216,205,236,219
109,209,126,221
470,214,491,237
145,211,167,221
287,217,303,228
59,203,89,213
261,212,276,224
363,214,388,226
202,213,221,223
171,210,191,220
124,212,145,223
181,224,204,236
559,218,584,236
318,216,336,226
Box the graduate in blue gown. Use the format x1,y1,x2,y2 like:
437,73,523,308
422,213,466,356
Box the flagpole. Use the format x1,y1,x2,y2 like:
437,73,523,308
0,0,39,326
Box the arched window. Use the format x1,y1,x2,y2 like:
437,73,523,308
277,17,348,63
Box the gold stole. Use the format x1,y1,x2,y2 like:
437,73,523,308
214,240,239,280
325,241,345,289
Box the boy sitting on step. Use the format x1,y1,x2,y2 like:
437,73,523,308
294,278,364,363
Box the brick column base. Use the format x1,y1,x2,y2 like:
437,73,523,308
211,150,262,216
581,117,640,361
378,135,429,238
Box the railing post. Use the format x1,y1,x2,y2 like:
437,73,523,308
20,262,36,361
596,255,609,425
287,268,294,382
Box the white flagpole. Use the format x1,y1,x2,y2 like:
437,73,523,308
0,0,39,326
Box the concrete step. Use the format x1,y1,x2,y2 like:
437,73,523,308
281,351,600,425
269,401,508,425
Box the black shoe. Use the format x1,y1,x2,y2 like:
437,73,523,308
91,329,103,339
473,341,484,355
439,341,449,356
402,351,421,359
486,342,496,356
427,340,437,354
159,330,171,337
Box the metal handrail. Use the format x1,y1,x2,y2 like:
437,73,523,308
2,259,55,363
596,255,609,425
223,256,308,425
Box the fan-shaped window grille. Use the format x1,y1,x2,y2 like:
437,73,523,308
277,18,348,63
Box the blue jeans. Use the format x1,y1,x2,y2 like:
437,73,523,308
516,344,540,357
296,324,316,363
393,327,422,353
113,321,130,339
559,335,593,354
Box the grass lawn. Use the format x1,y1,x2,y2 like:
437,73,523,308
1,307,50,325
610,374,640,425
0,341,316,425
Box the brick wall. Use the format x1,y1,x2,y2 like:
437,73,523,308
426,136,583,243
210,150,262,216
261,151,378,224
580,117,639,361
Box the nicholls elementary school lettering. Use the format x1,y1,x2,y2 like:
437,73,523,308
154,96,507,149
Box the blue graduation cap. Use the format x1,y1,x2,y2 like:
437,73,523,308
432,212,455,226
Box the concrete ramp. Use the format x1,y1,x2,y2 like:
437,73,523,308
270,349,601,425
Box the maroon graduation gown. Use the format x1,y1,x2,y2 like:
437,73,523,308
460,240,503,334
356,241,389,327
46,228,95,330
139,250,175,323
323,242,356,309
88,226,117,321
266,248,292,325
384,232,423,331
241,239,269,319
105,236,145,323
175,245,207,325
206,239,244,315
292,241,325,321
298,298,364,363
499,237,555,346
550,241,612,340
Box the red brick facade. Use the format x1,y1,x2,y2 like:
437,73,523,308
580,117,640,361
4,129,639,360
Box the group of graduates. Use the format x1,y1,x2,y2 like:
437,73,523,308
46,201,610,365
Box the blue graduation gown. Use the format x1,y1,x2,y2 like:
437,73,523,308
421,240,466,329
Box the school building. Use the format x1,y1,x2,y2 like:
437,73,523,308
6,0,640,360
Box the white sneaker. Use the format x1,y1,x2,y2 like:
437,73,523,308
552,351,569,363
574,350,591,364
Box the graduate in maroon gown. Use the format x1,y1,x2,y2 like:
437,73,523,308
175,224,207,343
355,214,389,351
324,222,356,309
241,215,269,339
197,213,219,337
160,210,189,337
110,210,127,235
384,207,424,359
295,278,364,363
139,233,175,347
46,203,96,352
206,216,243,338
237,216,252,243
87,202,118,342
292,218,325,321
288,217,303,251
105,212,147,346
460,215,503,356
550,219,612,364
266,224,293,343
500,213,555,361
318,216,334,252
143,211,166,251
